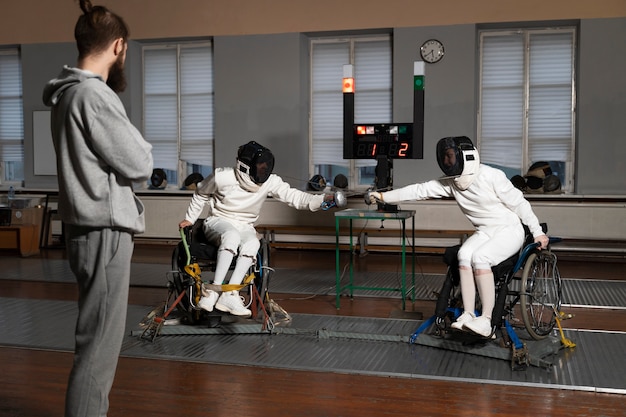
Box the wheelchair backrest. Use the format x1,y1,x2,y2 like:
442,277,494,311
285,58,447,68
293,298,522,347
176,219,219,269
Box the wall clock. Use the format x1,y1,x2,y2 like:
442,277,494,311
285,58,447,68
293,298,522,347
420,39,444,64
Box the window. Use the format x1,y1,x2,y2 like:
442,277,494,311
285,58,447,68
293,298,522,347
0,48,24,185
310,35,392,189
143,42,214,189
478,27,576,192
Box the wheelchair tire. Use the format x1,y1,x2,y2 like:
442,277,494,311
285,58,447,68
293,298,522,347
238,239,272,312
249,239,272,309
257,238,271,299
171,242,183,271
435,267,457,319
519,250,562,340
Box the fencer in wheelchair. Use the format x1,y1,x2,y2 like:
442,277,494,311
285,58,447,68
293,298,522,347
178,140,346,319
368,136,549,338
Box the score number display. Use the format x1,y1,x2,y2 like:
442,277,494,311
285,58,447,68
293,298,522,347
349,123,414,159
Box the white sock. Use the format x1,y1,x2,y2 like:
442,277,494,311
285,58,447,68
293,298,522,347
475,270,495,319
213,249,234,285
228,256,254,285
458,268,476,315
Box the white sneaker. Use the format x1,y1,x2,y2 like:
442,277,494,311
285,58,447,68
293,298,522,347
464,316,493,338
198,290,219,312
215,291,252,317
450,311,475,330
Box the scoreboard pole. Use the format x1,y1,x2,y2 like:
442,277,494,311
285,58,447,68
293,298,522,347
341,62,424,194
343,65,354,159
343,62,425,160
413,61,425,159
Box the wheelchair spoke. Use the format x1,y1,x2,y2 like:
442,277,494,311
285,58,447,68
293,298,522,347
520,251,562,340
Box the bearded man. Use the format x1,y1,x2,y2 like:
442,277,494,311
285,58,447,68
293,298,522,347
42,1,153,416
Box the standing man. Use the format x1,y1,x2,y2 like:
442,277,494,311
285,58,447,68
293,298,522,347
42,1,153,416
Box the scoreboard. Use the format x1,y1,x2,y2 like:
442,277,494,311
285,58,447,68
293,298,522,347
348,123,416,159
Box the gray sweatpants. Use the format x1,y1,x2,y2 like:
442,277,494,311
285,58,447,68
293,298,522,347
64,225,134,417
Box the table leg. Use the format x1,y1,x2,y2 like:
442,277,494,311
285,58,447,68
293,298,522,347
411,215,416,303
401,219,406,310
348,219,354,299
335,216,341,309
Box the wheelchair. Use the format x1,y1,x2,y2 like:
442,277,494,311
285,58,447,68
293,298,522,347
172,218,274,323
411,223,563,346
140,219,276,341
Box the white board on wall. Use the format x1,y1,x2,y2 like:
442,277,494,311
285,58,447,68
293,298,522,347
33,110,57,175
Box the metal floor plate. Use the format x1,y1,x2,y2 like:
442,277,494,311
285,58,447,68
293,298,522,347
1,296,625,394
1,257,625,394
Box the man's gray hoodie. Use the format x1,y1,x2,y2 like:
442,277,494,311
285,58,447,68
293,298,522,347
43,66,153,234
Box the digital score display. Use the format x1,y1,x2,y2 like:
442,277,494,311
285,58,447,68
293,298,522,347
350,123,414,159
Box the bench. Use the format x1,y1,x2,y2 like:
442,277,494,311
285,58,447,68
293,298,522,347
255,224,474,254
256,224,626,258
549,238,626,259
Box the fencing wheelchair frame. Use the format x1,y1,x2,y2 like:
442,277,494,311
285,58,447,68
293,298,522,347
410,223,565,364
173,219,272,320
140,219,279,341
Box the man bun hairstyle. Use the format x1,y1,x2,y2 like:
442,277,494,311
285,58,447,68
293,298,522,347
75,0,130,59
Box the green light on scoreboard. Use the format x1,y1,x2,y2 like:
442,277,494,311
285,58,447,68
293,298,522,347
414,75,424,90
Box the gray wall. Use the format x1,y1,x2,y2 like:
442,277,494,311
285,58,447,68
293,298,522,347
577,18,626,194
22,43,75,190
392,24,477,187
21,17,626,195
24,41,140,190
213,33,311,186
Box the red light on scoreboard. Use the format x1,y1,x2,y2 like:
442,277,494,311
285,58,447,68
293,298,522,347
356,125,375,135
342,77,354,93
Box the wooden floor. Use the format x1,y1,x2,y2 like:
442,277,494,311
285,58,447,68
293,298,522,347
1,244,625,417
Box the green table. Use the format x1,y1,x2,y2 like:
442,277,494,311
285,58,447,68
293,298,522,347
334,209,416,309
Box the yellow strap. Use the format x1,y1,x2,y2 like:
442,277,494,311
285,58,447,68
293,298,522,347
184,263,202,281
203,272,256,293
555,314,576,348
183,263,204,304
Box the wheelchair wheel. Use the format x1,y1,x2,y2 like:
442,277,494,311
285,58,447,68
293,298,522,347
243,239,272,310
167,270,204,324
257,238,271,299
171,241,183,271
520,250,562,340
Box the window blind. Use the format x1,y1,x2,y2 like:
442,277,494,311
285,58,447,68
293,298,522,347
179,45,213,166
479,33,525,169
528,32,573,163
143,43,214,171
479,28,575,187
0,50,23,162
311,41,349,167
144,47,178,170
